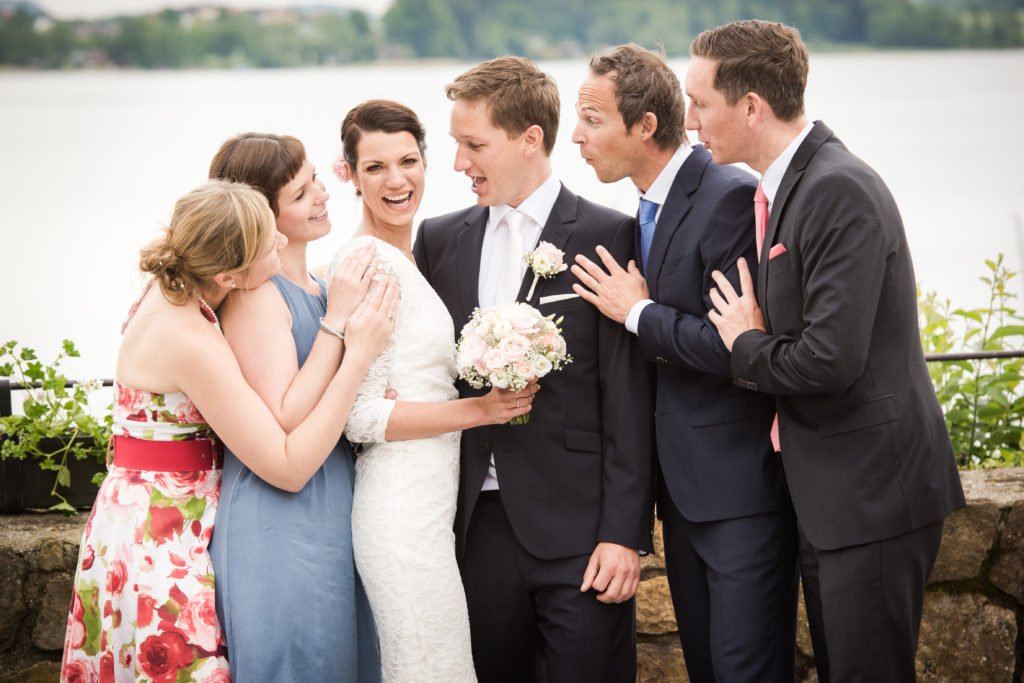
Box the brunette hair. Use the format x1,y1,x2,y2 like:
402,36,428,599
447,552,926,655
690,19,808,122
589,44,686,151
445,56,560,156
208,133,306,215
340,99,427,169
138,180,274,303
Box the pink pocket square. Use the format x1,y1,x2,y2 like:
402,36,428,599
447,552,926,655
768,243,788,259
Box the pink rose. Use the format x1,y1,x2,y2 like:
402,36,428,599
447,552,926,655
138,594,156,628
331,155,351,183
138,631,194,683
172,400,205,425
105,558,127,596
483,348,507,371
62,657,97,683
178,587,221,653
154,470,207,500
97,472,150,520
513,361,532,379
117,384,150,415
528,241,568,277
81,545,95,571
499,334,530,361
68,590,86,649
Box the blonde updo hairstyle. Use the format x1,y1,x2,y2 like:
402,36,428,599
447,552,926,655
138,180,275,304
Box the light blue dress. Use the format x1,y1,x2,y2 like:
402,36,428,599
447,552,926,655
210,275,380,683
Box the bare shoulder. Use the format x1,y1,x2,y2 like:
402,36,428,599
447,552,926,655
219,278,289,331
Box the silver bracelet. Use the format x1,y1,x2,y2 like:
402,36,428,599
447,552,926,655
318,317,345,341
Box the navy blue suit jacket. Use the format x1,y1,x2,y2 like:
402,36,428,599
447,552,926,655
637,145,790,522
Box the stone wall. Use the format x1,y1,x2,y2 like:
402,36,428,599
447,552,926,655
635,467,1024,682
1,468,1022,682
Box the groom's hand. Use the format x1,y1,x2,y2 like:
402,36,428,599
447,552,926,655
580,542,640,604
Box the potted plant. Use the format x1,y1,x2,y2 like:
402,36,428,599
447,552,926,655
0,339,111,513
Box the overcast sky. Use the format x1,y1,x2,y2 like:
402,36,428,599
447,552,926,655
37,0,389,20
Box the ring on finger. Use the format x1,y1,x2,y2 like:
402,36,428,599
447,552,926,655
515,398,521,409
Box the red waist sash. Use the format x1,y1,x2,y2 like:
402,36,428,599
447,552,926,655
112,434,223,471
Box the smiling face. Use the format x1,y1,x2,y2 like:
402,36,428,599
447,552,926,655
572,72,645,184
450,98,534,208
351,130,425,228
274,158,330,244
684,56,752,166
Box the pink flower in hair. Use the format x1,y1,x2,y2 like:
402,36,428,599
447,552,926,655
331,153,352,184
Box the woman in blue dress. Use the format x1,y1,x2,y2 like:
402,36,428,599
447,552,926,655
207,133,382,682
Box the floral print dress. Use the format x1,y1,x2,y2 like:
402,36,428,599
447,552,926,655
61,382,230,682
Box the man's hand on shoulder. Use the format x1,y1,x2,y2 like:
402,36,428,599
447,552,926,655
580,541,641,604
570,246,649,324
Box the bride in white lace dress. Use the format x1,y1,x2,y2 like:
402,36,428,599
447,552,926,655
327,100,538,683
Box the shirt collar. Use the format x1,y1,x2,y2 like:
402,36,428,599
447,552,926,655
488,174,562,230
761,120,814,207
637,145,692,206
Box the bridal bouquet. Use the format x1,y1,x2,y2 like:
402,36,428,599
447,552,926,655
456,302,572,424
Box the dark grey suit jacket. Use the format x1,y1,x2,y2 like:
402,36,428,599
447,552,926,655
731,122,965,550
413,184,656,560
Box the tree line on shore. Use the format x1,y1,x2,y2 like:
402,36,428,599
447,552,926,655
1,0,1021,69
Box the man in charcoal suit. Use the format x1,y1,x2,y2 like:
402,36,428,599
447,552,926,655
570,44,798,682
412,56,655,683
694,20,966,682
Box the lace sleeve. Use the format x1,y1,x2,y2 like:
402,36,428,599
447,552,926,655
343,339,397,444
329,236,397,444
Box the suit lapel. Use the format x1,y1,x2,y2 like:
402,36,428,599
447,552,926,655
455,207,488,323
521,184,575,302
758,121,833,316
644,145,708,300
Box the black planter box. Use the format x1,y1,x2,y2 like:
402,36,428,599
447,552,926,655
0,440,105,512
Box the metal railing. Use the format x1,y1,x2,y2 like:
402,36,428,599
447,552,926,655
2,351,1022,418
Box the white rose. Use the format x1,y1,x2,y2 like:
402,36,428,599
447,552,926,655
532,355,553,377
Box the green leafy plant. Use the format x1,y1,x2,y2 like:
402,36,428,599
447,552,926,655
0,339,112,513
919,254,1024,468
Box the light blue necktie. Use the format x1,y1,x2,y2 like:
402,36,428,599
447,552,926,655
638,198,659,273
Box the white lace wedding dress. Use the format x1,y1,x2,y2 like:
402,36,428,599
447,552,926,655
329,236,476,683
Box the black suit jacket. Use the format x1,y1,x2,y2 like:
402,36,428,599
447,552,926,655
731,122,965,550
636,145,789,522
413,184,656,560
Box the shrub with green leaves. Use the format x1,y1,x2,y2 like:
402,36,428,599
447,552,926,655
0,339,111,512
919,254,1024,468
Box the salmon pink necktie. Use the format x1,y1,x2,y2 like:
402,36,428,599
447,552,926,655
754,183,769,262
754,182,781,452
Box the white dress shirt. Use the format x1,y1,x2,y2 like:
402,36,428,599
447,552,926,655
478,174,562,490
760,120,814,210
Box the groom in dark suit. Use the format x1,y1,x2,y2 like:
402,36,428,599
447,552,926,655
695,20,966,682
570,44,798,682
412,56,655,683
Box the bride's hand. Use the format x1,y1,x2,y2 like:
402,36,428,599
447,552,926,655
324,243,377,331
342,275,399,364
479,381,540,425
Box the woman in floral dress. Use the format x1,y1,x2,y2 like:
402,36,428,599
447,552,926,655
60,179,396,682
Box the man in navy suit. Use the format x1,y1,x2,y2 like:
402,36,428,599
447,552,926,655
413,56,655,682
570,44,798,682
696,21,965,682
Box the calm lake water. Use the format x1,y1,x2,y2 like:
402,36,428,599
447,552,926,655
1,50,1023,380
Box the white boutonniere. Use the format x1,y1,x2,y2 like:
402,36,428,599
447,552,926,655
524,241,567,301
